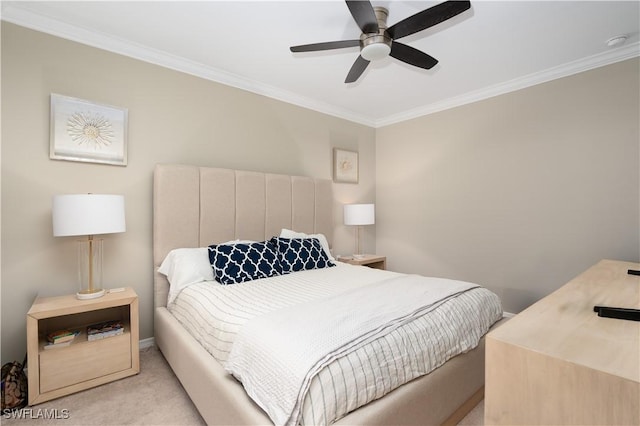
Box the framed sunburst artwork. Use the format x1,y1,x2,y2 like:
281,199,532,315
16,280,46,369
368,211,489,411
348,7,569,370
50,94,128,166
333,148,358,183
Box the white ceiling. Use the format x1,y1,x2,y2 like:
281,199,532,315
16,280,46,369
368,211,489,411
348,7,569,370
2,1,639,127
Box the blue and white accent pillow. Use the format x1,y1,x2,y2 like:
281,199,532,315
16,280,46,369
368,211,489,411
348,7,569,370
208,241,282,285
271,237,335,274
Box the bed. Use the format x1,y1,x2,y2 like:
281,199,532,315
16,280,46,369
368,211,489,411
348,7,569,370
153,164,505,425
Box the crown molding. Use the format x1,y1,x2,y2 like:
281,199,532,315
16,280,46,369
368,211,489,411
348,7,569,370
0,5,376,127
374,42,640,127
2,4,637,129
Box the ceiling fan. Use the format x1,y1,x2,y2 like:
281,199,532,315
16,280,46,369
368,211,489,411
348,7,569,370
290,0,471,83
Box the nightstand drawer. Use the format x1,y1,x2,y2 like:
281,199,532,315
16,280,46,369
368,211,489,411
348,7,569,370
39,333,131,393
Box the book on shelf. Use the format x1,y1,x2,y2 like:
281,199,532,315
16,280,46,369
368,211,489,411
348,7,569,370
46,329,79,345
87,320,124,341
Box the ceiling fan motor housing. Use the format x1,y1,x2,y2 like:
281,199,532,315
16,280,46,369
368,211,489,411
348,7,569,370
360,7,392,61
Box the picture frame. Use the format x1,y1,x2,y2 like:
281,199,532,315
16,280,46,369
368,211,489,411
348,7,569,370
50,94,128,166
333,148,358,183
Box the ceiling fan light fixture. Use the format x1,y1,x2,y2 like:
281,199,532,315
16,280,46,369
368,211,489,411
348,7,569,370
360,32,392,61
290,0,472,83
361,42,391,61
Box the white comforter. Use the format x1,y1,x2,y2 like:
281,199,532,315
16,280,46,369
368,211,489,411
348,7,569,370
226,275,480,425
168,263,502,425
168,263,403,362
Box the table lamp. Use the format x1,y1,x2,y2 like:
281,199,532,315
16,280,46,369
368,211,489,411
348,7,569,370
52,194,126,299
344,203,375,259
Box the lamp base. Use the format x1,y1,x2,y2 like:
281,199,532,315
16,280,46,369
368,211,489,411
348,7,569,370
76,288,106,300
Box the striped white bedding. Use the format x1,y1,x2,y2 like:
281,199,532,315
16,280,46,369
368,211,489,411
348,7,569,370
168,263,502,425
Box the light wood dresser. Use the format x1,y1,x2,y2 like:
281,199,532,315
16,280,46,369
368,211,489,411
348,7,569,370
485,259,639,425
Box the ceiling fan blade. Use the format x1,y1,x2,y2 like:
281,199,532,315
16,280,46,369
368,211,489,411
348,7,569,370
387,0,471,40
290,40,360,53
345,55,370,83
345,0,379,34
390,42,438,70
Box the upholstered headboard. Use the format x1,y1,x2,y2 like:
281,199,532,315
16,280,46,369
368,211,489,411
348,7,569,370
153,164,333,308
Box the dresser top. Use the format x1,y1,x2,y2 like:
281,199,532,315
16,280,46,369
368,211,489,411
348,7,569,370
489,259,640,383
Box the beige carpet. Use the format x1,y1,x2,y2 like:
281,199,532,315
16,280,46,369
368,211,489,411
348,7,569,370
2,346,483,425
457,399,484,426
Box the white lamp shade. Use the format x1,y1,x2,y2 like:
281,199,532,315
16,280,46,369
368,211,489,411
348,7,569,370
344,203,375,226
53,194,126,237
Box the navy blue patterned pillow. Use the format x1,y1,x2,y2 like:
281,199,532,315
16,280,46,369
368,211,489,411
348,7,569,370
208,241,282,285
271,237,335,274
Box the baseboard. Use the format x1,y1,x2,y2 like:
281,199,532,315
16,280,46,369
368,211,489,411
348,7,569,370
503,311,516,318
139,337,155,349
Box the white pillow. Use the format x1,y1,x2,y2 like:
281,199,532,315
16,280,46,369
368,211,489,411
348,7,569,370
158,248,213,305
279,228,335,261
158,240,258,304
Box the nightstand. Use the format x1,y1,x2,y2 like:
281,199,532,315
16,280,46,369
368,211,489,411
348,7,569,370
337,254,386,270
27,288,139,405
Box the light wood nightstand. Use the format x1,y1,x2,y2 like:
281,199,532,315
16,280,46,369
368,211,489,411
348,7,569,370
27,288,139,405
337,254,386,270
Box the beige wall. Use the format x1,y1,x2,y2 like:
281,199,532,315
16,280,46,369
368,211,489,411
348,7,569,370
1,23,376,363
376,58,640,313
2,21,639,365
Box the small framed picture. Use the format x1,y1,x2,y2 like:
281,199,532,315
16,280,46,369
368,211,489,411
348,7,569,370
333,148,359,183
50,94,128,166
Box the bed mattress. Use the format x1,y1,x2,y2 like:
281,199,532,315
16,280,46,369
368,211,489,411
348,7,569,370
168,263,502,425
